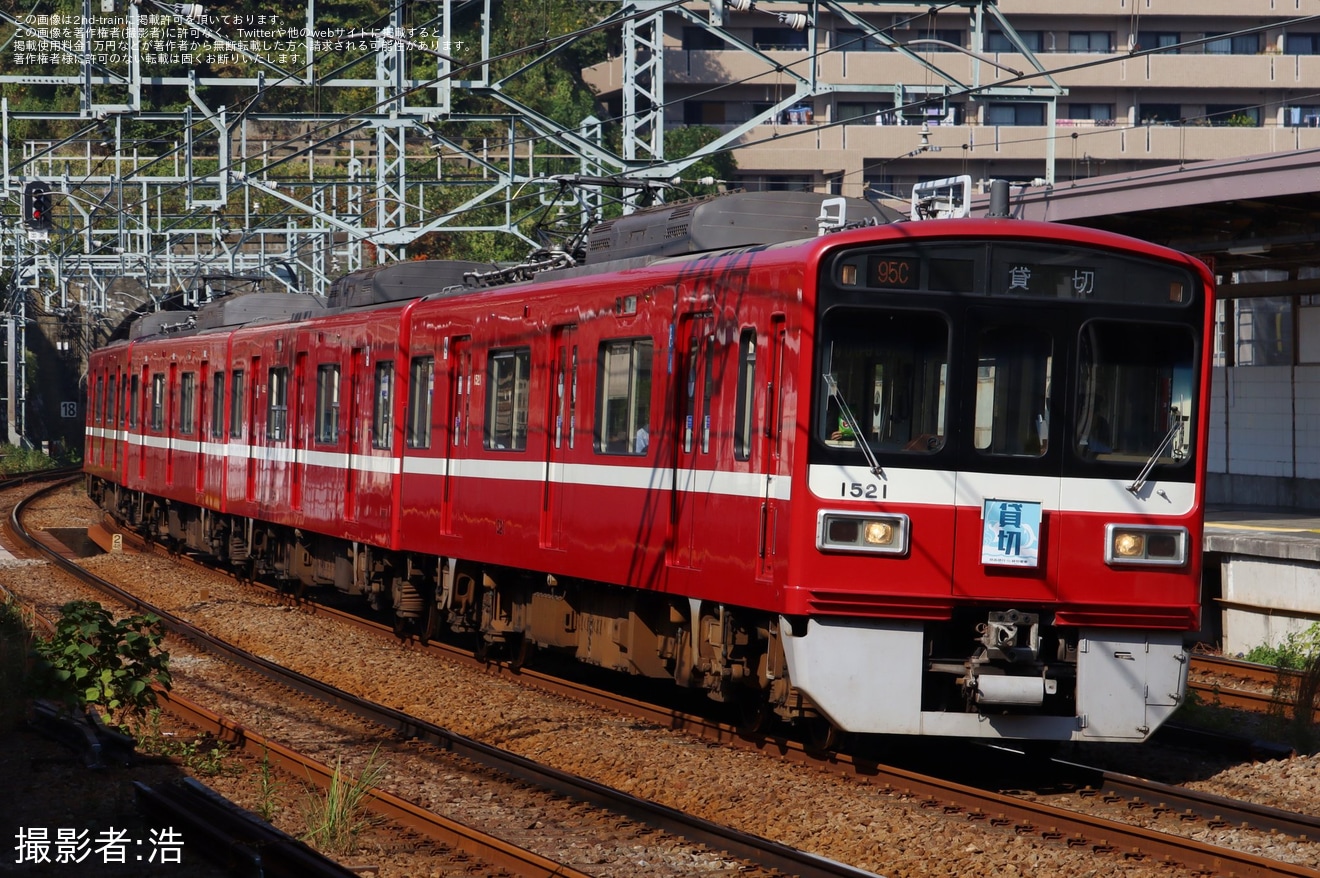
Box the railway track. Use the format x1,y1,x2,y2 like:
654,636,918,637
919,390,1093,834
1189,653,1320,723
55,493,1320,878
11,479,879,878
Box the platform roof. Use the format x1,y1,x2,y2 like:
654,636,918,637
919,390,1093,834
990,149,1320,299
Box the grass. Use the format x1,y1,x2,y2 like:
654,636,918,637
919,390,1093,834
301,748,386,855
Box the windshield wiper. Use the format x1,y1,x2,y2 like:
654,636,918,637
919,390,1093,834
823,373,884,480
1127,407,1183,494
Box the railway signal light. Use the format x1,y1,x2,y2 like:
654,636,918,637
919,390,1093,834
23,181,53,231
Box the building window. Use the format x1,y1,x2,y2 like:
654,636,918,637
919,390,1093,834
838,101,888,123
486,348,530,451
597,338,652,455
1285,33,1320,55
986,103,1045,126
372,361,394,450
1137,31,1180,53
229,370,245,438
1068,31,1112,53
1285,106,1320,127
682,27,724,50
1139,103,1182,124
315,364,340,444
267,367,289,441
150,373,165,431
1065,103,1114,122
1226,295,1293,367
764,175,813,191
1205,33,1259,55
986,30,1042,53
835,27,891,52
1206,104,1260,127
752,27,808,51
683,101,726,125
406,356,434,450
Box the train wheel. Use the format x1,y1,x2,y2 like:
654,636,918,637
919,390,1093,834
509,634,535,671
805,714,840,751
736,693,772,735
422,601,442,643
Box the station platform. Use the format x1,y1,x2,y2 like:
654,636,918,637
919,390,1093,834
1203,507,1320,655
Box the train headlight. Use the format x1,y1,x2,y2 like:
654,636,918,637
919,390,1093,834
1105,524,1188,567
818,511,909,556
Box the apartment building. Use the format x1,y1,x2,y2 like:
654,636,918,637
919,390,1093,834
583,1,1320,200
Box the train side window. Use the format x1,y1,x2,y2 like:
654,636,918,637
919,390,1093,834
315,364,341,445
267,367,289,441
596,338,652,455
210,372,225,439
120,376,129,427
372,361,394,450
229,371,245,439
150,373,165,432
485,348,530,452
179,372,197,435
94,375,104,424
406,356,434,450
973,326,1052,457
734,329,757,461
701,335,716,454
129,376,139,429
107,376,116,429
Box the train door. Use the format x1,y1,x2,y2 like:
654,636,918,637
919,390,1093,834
541,324,577,550
196,362,208,494
345,348,364,522
669,309,714,569
246,356,260,503
115,370,126,475
292,351,306,511
951,306,1062,603
443,336,473,535
757,316,787,581
166,362,177,487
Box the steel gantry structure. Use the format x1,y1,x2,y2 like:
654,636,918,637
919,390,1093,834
1,0,1058,448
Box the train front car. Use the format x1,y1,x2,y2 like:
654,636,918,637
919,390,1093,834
784,221,1213,743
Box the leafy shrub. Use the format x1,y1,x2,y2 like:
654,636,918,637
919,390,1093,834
32,600,171,727
1244,622,1320,670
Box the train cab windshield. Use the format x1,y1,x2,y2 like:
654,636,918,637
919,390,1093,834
817,241,1202,478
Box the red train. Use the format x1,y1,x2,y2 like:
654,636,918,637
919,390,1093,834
85,191,1215,744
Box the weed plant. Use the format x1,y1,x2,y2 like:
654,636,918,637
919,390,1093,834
301,749,386,855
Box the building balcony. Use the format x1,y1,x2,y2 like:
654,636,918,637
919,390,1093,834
584,50,1320,98
719,120,1320,173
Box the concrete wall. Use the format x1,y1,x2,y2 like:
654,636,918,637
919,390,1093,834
1219,555,1320,656
1208,365,1320,509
